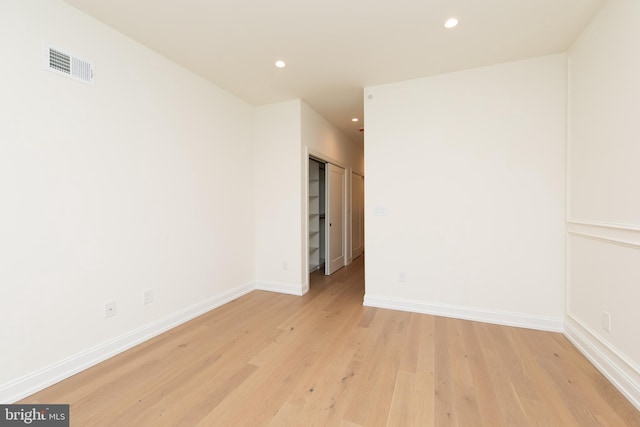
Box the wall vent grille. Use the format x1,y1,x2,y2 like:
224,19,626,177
44,45,95,86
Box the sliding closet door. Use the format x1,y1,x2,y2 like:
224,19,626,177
326,163,345,275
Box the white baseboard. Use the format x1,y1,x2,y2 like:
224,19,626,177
363,294,564,332
564,316,640,411
0,282,255,404
255,280,308,296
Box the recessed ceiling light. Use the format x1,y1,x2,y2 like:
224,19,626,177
275,60,286,68
352,118,359,122
444,17,459,29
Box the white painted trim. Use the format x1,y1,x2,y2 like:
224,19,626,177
304,147,311,289
308,148,348,170
568,218,640,232
0,282,255,404
255,280,307,296
564,316,640,411
566,54,573,224
568,231,640,250
363,295,564,332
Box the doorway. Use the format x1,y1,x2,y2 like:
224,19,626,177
308,157,346,276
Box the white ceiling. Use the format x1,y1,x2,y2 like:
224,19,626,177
63,0,606,144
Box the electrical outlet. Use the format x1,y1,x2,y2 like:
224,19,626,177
105,301,116,319
602,311,612,332
282,261,288,271
144,289,154,305
399,272,407,282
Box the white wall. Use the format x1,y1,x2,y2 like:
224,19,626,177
566,0,640,408
301,102,364,175
254,100,304,295
364,55,567,330
0,0,255,401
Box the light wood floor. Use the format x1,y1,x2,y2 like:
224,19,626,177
22,256,640,426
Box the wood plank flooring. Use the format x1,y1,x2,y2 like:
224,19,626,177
22,256,640,426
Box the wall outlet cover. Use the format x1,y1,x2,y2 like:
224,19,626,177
144,289,154,305
105,301,116,319
601,311,611,332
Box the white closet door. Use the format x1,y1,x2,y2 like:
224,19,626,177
326,163,345,275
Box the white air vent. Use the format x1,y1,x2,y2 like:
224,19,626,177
44,45,95,86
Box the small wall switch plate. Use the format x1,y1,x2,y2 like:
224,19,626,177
373,207,388,216
399,272,407,282
105,301,116,319
144,289,154,305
